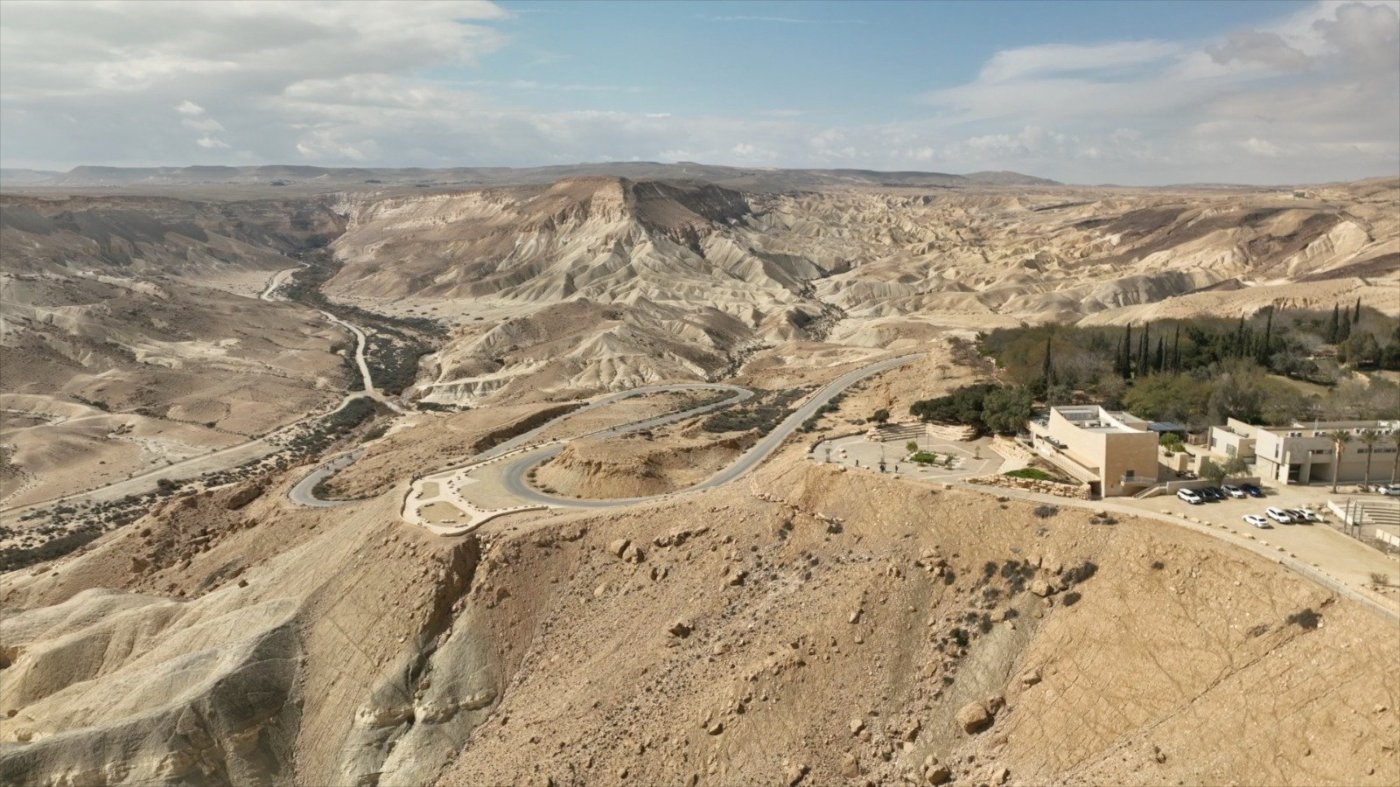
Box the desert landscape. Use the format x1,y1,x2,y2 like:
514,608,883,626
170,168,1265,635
1,163,1396,787
4,1,1400,784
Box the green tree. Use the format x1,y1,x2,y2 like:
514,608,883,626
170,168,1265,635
1392,430,1400,485
1341,331,1381,367
1120,323,1133,378
1122,373,1212,423
871,408,891,424
1223,455,1250,480
1328,429,1352,493
1358,429,1380,488
1200,457,1227,487
1208,368,1266,424
1354,297,1362,323
1137,322,1152,377
1042,335,1055,387
1257,307,1274,365
1327,304,1340,343
981,386,1033,435
1159,432,1184,454
906,440,919,453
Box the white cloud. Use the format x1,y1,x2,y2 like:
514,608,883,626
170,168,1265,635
978,40,1182,83
0,0,1395,184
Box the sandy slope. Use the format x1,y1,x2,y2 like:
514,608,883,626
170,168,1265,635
2,434,1396,786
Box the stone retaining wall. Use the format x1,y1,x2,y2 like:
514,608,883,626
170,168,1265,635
968,473,1092,500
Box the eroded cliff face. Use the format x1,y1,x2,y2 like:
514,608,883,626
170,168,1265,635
324,178,1399,406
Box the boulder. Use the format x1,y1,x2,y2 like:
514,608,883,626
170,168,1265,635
956,701,993,734
925,765,952,784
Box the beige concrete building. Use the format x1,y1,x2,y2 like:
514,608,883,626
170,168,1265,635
1207,419,1400,486
1028,406,1159,497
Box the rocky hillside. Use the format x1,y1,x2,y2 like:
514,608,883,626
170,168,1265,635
324,177,1398,405
0,196,349,507
2,441,1394,786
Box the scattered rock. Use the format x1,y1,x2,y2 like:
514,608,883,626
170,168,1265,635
668,619,693,638
1018,667,1042,687
849,718,865,735
840,752,860,778
925,764,951,784
956,701,993,734
608,538,630,557
783,761,809,785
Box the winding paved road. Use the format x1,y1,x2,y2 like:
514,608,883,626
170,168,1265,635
493,355,919,509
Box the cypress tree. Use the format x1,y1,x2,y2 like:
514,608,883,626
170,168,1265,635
1235,316,1246,358
1042,335,1054,386
1138,322,1151,377
1328,304,1340,344
1340,311,1352,342
1120,323,1133,378
1354,297,1362,323
1155,336,1165,372
1259,307,1274,365
1172,324,1182,372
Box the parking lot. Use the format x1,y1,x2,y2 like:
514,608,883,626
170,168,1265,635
1119,484,1400,594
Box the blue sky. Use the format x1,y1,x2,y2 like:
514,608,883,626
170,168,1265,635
476,1,1309,119
1,0,1396,184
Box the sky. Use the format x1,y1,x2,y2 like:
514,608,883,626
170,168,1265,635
1,0,1397,184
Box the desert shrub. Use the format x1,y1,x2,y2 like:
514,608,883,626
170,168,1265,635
1004,467,1052,481
1032,504,1059,519
1285,608,1321,630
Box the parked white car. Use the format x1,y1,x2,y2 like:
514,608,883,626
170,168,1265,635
1292,508,1321,523
1222,484,1247,499
1381,484,1400,497
1177,488,1204,505
1242,514,1271,529
1265,507,1294,524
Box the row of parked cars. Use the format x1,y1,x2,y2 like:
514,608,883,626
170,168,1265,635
1174,484,1324,529
1175,483,1262,504
1242,507,1321,529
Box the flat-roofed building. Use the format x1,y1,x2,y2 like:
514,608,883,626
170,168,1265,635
1028,405,1159,497
1209,419,1400,485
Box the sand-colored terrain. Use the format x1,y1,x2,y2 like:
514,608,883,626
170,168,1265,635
4,440,1395,786
534,420,754,499
4,171,1400,785
317,177,1399,408
0,195,350,506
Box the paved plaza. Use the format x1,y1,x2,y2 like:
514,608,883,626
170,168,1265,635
811,432,1007,481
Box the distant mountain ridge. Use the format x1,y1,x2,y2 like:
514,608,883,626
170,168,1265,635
0,162,1060,192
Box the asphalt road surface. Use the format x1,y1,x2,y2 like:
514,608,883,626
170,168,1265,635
497,354,920,509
